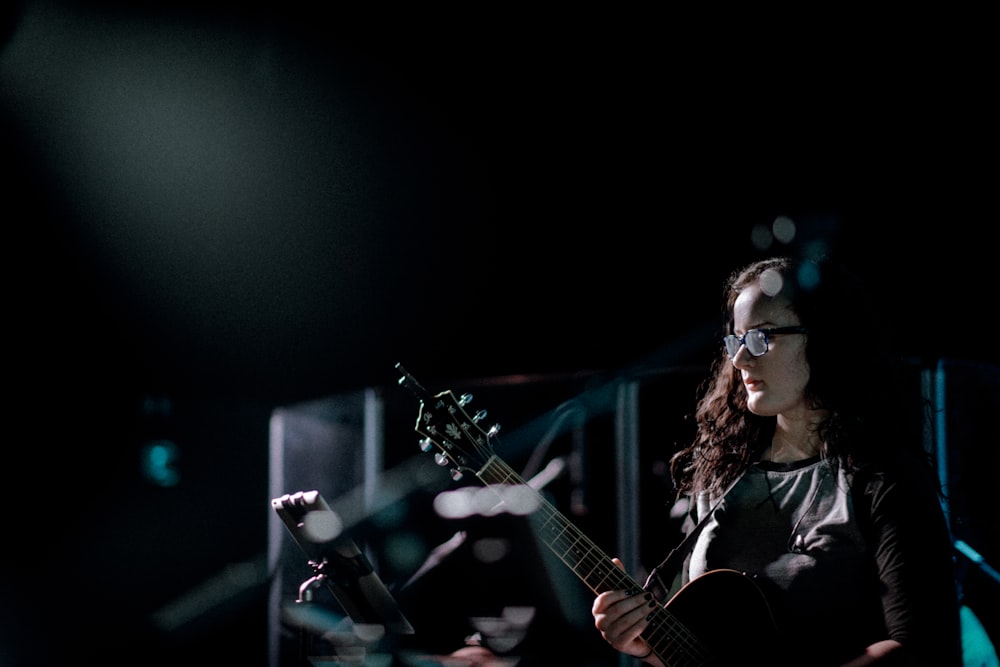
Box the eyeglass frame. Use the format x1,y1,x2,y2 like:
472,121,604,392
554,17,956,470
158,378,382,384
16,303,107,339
723,326,808,360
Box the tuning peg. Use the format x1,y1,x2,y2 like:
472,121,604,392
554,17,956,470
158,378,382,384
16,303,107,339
450,469,463,481
434,452,450,466
419,438,433,452
459,393,473,406
473,409,487,422
488,424,501,437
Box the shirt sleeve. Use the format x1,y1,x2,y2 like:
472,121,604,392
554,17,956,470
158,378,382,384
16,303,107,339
858,457,963,666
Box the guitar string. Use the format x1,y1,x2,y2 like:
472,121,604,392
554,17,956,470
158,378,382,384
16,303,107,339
477,455,711,664
490,460,709,665
424,398,711,665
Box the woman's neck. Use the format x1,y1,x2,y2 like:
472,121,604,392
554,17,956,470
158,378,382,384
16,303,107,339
768,414,826,462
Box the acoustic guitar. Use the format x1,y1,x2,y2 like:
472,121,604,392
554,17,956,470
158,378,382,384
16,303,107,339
397,364,780,666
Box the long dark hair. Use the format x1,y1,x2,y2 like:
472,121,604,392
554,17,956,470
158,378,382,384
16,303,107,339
670,255,923,497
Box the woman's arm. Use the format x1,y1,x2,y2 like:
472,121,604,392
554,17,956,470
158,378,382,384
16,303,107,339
852,459,962,666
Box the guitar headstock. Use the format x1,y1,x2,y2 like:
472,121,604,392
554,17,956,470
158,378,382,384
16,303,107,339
397,364,499,481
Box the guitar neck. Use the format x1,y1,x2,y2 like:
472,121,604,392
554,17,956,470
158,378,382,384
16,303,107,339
478,456,641,596
480,455,719,665
402,379,723,666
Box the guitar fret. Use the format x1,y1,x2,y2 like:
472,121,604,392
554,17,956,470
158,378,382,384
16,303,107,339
484,461,632,595
480,455,712,665
540,516,599,581
646,607,711,666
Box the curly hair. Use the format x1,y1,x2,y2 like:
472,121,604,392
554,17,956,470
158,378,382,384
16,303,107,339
669,255,921,497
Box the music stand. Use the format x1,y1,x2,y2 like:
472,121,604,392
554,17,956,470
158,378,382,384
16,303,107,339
271,490,414,645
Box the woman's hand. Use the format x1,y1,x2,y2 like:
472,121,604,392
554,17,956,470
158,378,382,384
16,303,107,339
591,558,658,662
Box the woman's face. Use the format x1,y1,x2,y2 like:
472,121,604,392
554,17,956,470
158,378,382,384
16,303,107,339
730,282,810,418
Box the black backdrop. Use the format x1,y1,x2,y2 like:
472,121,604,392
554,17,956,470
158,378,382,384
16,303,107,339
1,2,997,665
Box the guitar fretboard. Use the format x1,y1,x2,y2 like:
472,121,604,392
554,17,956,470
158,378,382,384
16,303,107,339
478,456,712,666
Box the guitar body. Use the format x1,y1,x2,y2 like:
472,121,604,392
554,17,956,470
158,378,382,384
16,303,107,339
658,569,778,665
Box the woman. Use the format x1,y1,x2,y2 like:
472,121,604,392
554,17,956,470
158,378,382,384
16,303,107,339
592,255,962,666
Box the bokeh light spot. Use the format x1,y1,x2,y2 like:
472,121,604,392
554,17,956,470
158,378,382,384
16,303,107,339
353,623,387,643
301,509,342,543
141,439,180,487
433,488,473,519
500,485,541,515
772,216,796,244
472,537,510,564
503,606,536,626
383,531,427,575
473,487,505,516
797,260,821,291
759,268,785,297
433,484,541,519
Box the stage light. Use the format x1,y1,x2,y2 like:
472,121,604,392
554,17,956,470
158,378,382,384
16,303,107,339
141,439,180,487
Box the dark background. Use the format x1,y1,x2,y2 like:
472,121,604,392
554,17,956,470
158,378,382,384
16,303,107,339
2,2,997,665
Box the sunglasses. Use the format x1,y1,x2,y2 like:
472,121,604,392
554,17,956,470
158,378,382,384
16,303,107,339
723,326,807,360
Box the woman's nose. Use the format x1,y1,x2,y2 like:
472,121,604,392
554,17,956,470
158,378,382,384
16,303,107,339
730,345,754,369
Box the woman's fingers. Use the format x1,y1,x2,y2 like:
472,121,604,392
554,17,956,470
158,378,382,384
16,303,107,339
592,589,654,648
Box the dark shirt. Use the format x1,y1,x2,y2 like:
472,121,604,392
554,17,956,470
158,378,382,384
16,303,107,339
682,454,961,666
